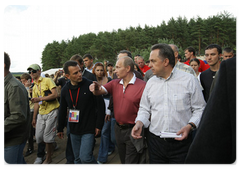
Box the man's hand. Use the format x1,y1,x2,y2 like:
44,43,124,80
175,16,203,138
105,115,111,123
95,128,101,137
57,132,64,139
175,124,192,141
89,81,101,92
32,119,36,128
131,121,144,139
31,97,41,103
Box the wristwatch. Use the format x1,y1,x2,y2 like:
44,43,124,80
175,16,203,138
188,123,196,131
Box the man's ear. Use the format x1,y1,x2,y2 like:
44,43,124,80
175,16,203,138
126,65,131,73
2,63,6,70
164,58,170,67
219,53,222,59
65,73,70,79
174,51,178,58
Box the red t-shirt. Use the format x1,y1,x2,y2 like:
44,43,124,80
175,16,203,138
103,78,146,124
184,59,210,72
139,65,151,73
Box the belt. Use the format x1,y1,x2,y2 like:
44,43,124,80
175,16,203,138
151,132,177,142
116,122,135,129
160,138,176,142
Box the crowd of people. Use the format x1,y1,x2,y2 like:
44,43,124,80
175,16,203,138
4,43,236,164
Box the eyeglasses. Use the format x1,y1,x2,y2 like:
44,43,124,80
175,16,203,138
28,70,37,74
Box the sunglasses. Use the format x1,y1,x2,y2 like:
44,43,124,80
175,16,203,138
28,70,37,74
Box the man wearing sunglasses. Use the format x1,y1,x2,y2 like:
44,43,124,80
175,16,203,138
27,64,59,164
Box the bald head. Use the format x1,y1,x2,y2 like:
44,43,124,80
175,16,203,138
169,44,179,58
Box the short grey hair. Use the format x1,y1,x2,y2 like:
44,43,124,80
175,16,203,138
118,56,134,72
169,44,179,52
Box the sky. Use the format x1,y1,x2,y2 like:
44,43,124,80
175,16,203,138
3,0,238,72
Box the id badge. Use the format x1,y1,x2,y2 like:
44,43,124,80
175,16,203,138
69,109,80,123
38,96,43,105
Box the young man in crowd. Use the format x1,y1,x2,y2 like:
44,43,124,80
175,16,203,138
184,46,209,72
200,44,222,102
83,54,94,73
222,47,234,61
20,73,35,157
70,54,96,81
28,64,59,164
57,60,105,164
107,62,114,79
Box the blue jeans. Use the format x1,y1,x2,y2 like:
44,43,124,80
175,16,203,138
97,119,115,162
4,142,26,164
70,133,97,164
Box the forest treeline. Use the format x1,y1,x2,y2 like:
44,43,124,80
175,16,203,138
41,11,236,71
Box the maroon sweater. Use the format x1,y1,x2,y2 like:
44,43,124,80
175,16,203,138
104,78,146,124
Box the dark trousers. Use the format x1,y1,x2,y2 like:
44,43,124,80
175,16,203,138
66,121,75,163
147,132,192,164
27,111,34,150
114,123,140,164
37,142,46,158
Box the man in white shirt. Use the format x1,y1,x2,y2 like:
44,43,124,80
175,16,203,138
83,54,94,73
131,43,206,163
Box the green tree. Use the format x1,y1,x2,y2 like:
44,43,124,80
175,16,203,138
41,11,236,68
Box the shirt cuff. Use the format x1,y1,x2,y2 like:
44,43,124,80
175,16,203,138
135,115,150,128
106,109,111,115
101,86,108,95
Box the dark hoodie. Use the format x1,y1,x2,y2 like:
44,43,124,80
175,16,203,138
57,77,105,135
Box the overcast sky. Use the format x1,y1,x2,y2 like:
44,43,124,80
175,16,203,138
3,0,238,72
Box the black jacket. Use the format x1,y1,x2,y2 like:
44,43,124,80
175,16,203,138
185,57,236,163
57,78,105,135
82,68,96,81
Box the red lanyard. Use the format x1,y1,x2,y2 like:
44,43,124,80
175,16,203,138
69,87,80,109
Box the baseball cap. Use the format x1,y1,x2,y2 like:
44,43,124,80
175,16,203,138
107,62,114,66
27,64,41,71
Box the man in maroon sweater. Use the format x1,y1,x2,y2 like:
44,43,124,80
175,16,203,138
89,56,146,164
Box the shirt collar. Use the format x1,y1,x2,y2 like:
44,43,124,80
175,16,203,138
119,73,136,85
158,67,176,81
34,76,43,84
176,61,180,66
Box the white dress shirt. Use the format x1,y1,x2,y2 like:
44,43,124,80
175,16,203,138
135,67,206,136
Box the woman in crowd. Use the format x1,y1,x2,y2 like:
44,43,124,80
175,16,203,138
92,62,115,164
190,58,201,81
134,63,144,77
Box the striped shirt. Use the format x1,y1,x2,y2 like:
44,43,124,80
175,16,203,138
135,67,206,136
175,61,196,76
